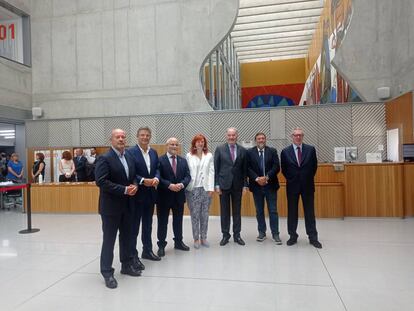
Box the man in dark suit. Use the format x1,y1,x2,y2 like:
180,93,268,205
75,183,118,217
247,132,282,244
95,129,141,289
127,126,161,264
281,127,322,249
74,148,88,181
157,137,191,256
214,127,247,246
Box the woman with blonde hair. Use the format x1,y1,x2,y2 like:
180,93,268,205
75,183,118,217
185,134,214,249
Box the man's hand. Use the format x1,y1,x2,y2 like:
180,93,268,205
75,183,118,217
256,176,267,186
126,184,138,196
168,183,181,192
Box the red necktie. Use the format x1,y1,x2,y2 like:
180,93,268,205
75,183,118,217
297,146,302,166
171,155,177,175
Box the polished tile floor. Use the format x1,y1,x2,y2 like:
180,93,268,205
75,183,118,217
0,210,413,311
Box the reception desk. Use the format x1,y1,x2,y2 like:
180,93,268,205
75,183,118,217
30,162,414,218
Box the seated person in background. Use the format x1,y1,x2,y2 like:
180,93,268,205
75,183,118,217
59,151,75,182
32,152,46,183
74,148,88,182
7,153,24,182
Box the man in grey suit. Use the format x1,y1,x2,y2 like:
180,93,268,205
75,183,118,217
214,127,247,246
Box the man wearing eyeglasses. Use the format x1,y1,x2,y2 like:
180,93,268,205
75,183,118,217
281,128,322,249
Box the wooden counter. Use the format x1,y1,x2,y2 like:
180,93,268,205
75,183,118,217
30,162,412,218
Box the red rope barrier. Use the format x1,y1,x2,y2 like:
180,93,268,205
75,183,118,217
0,184,27,192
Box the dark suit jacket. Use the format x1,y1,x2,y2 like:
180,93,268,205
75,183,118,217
281,144,318,195
126,145,160,204
214,143,247,191
95,148,136,215
74,155,88,181
247,146,280,192
158,154,191,205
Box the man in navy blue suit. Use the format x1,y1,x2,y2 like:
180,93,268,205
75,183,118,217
95,129,141,289
127,127,161,264
281,128,322,249
74,148,88,181
247,132,282,244
157,137,191,257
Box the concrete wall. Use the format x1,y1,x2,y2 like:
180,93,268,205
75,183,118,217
0,0,31,121
333,0,414,102
30,0,239,119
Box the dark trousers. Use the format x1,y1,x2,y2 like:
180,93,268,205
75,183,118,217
219,185,242,238
252,187,279,235
157,201,184,248
131,200,155,256
287,192,318,241
100,213,131,278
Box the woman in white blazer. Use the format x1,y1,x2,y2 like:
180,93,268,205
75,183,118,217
185,134,215,249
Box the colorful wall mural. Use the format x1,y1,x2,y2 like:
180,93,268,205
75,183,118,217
300,0,361,105
241,58,306,108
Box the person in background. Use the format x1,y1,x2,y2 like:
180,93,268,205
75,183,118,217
0,152,7,179
156,137,191,257
32,152,46,183
74,148,88,182
7,153,24,182
59,150,75,182
185,134,215,249
86,147,97,181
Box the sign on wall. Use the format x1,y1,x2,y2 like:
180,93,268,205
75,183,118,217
0,6,24,64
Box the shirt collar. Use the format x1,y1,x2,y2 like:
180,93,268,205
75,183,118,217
167,152,176,158
138,144,151,154
293,143,303,149
111,146,125,157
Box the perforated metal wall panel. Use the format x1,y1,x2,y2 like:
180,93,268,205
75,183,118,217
317,105,353,162
25,103,387,162
26,121,49,148
352,103,386,137
155,114,184,144
285,107,318,148
269,109,286,140
48,120,73,147
183,113,211,149
80,119,106,146
130,116,157,145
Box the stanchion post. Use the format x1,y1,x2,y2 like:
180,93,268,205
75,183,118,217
19,183,40,234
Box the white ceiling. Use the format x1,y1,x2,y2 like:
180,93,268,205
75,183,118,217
233,0,324,63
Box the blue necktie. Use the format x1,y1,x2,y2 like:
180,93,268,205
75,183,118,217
259,150,264,176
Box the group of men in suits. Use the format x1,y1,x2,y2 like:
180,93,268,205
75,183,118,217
214,127,322,249
96,126,322,289
95,127,192,289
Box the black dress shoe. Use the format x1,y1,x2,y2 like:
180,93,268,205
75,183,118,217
121,264,142,277
157,247,165,257
220,236,230,246
174,241,190,251
310,240,322,249
133,257,145,271
142,250,161,261
286,237,297,246
234,237,245,246
104,275,118,289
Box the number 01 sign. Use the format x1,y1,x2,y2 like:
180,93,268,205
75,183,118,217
0,23,15,40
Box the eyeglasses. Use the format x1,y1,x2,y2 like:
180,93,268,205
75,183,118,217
292,134,303,137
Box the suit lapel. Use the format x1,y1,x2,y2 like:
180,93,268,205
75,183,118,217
289,145,299,167
110,149,128,180
300,144,308,165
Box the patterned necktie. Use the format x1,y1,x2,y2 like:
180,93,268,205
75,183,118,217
259,150,264,176
171,155,177,175
230,145,235,162
297,146,302,166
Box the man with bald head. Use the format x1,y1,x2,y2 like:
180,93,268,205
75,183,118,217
95,129,140,289
156,137,191,256
214,127,248,246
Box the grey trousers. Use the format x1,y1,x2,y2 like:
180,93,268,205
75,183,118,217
186,187,211,240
